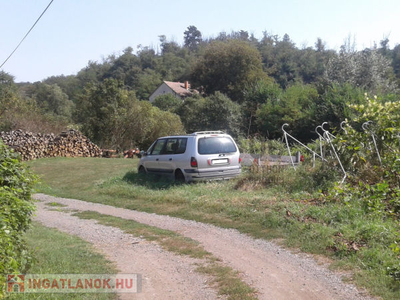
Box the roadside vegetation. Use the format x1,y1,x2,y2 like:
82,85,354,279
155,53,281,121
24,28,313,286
0,140,36,298
8,222,117,300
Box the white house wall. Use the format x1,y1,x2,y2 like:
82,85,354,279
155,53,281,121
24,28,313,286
149,83,179,102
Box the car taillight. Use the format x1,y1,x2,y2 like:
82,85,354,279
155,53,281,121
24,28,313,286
239,157,242,164
190,157,198,168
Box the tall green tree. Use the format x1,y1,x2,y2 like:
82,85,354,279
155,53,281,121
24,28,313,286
24,82,74,120
184,25,202,51
177,92,242,136
0,71,19,118
324,46,397,94
242,80,281,137
77,78,183,149
191,39,267,101
256,84,319,140
76,79,135,148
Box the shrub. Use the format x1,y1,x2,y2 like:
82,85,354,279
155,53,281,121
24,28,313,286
0,139,36,297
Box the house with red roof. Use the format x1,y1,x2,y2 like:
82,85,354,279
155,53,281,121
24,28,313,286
149,81,198,102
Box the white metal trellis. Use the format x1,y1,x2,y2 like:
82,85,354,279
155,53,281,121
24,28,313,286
362,121,382,166
319,125,347,184
340,121,348,134
282,123,325,170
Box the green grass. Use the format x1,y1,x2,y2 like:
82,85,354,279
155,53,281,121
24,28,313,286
45,202,67,207
73,211,256,300
29,157,400,299
75,211,211,259
7,222,117,300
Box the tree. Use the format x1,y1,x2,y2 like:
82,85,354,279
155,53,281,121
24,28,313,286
77,78,136,148
176,95,206,133
156,52,190,81
43,74,81,103
391,44,400,83
324,46,397,94
0,71,19,118
101,47,142,89
77,78,184,149
152,94,182,112
159,35,182,55
133,68,162,100
202,92,242,137
272,34,299,88
315,83,366,128
176,92,242,136
184,25,202,51
191,39,267,101
24,82,74,120
242,80,281,137
256,84,319,140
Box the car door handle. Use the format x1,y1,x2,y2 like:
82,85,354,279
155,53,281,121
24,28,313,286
156,158,159,161
169,158,172,161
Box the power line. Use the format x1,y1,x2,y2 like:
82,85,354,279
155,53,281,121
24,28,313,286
0,0,55,69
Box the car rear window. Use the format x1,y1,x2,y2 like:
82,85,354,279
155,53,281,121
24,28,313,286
198,137,237,154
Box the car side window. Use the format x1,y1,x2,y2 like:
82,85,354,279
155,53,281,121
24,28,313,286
158,138,188,155
162,138,178,154
175,138,187,154
150,139,167,155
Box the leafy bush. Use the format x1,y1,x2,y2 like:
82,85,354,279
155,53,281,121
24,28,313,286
331,94,400,216
0,139,36,297
326,94,400,281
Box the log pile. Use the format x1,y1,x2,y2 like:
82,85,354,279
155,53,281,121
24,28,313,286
0,129,102,160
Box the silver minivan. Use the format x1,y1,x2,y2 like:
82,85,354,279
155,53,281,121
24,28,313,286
138,131,241,182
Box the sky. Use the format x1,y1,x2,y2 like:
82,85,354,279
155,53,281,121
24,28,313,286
1,0,399,83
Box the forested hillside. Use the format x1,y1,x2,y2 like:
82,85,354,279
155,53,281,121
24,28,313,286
1,26,400,149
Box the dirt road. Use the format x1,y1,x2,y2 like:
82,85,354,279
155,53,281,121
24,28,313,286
33,193,374,300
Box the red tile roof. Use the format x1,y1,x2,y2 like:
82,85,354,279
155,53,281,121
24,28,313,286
164,81,196,97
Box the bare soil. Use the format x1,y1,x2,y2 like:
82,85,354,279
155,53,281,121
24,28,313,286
33,193,375,300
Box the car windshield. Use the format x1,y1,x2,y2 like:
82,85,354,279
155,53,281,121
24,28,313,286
198,137,237,154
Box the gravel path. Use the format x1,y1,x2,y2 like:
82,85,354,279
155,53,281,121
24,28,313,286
34,193,375,300
34,200,219,300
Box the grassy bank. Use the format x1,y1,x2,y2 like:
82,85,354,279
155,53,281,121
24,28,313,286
29,157,400,299
7,222,117,300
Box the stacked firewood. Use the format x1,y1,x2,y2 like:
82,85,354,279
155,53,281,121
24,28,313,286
0,129,102,160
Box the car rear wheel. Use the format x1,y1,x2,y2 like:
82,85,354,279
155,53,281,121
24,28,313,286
174,169,185,183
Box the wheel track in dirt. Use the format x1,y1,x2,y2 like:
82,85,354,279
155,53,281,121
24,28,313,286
33,193,375,300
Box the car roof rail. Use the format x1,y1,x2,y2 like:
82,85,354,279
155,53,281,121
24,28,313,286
191,131,226,135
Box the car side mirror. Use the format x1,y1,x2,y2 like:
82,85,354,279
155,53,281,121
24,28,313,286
140,150,147,157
